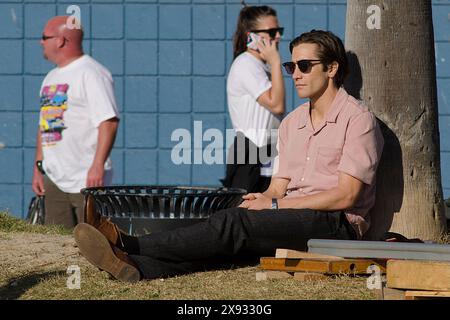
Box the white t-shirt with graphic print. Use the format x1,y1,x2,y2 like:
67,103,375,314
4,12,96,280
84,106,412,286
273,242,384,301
39,55,120,193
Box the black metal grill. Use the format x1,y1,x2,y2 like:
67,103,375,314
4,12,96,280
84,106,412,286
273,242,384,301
81,186,246,234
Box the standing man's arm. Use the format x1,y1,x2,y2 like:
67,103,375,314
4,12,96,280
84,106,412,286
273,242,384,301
32,128,45,195
86,117,119,187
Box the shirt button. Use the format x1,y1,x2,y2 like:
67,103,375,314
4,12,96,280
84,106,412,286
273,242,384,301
301,177,305,182
306,157,310,161
299,188,303,192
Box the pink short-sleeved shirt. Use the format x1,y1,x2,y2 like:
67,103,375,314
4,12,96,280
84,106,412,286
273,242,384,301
273,88,384,238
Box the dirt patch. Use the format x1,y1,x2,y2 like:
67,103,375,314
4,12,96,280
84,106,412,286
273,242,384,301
0,232,80,272
0,231,91,297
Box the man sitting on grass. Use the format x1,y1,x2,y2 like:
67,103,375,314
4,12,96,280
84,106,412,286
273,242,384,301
74,30,384,282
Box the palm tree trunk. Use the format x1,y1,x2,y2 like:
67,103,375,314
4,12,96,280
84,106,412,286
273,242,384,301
345,0,447,240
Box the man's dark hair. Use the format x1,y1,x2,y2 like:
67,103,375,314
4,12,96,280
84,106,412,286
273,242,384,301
289,30,348,88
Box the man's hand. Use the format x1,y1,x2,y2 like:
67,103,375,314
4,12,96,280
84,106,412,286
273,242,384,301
32,169,45,196
86,163,104,187
241,193,259,201
239,193,272,210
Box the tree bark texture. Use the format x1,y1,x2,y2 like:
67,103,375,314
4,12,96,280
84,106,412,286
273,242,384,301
345,0,447,240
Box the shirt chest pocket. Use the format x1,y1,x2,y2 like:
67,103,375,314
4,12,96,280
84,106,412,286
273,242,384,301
315,147,342,175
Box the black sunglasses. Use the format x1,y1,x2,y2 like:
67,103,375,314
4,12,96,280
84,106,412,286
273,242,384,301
282,59,322,74
42,34,56,41
250,27,284,39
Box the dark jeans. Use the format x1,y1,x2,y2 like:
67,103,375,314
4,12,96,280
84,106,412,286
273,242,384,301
129,207,357,279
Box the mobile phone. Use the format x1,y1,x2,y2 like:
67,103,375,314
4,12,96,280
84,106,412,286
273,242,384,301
247,32,262,51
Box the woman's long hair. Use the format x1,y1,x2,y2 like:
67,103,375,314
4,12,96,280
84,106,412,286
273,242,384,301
232,3,277,60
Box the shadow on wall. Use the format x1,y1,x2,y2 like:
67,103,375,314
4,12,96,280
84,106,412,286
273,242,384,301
344,51,404,241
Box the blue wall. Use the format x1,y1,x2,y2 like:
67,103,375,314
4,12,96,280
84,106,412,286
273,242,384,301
0,0,449,218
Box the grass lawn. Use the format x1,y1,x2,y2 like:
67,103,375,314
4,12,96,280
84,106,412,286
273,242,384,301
0,212,387,300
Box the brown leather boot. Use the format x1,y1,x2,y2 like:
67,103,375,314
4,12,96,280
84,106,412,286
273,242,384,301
74,223,141,283
84,194,128,248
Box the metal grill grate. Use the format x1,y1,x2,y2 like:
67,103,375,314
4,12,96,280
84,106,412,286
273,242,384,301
81,186,246,220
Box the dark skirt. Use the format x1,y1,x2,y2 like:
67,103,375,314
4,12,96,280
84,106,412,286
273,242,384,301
221,132,274,193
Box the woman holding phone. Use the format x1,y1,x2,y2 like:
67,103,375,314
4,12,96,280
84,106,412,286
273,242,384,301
223,3,285,193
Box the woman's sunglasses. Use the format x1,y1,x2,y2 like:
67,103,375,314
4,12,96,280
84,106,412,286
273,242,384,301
282,59,322,74
250,27,284,39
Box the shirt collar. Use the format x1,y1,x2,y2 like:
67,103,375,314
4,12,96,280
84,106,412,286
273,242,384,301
297,87,349,129
298,88,349,129
325,87,349,123
297,103,309,129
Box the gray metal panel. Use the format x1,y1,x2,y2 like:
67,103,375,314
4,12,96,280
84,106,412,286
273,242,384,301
307,239,450,261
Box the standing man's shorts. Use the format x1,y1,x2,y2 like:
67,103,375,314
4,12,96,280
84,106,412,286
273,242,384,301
43,176,84,229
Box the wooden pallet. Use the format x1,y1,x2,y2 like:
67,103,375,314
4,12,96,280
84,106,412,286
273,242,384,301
404,290,450,300
255,270,328,282
275,249,345,260
257,249,386,283
379,286,450,300
260,257,386,274
387,260,450,291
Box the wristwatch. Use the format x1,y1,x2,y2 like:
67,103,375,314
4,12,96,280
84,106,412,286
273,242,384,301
36,160,46,175
271,198,278,210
